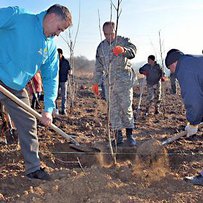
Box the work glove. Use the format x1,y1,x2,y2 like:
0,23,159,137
185,123,198,137
112,46,125,56
92,83,99,95
69,70,73,75
142,71,149,76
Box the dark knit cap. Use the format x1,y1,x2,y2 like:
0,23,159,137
165,49,184,68
148,55,155,61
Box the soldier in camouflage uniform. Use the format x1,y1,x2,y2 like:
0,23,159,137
139,55,163,115
92,21,137,146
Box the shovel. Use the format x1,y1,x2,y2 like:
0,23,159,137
137,123,203,164
162,122,203,146
135,77,145,119
0,85,100,153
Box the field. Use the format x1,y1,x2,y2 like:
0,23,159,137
0,73,203,203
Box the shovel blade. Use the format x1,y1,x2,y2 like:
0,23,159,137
69,144,101,153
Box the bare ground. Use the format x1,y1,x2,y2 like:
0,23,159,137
0,75,203,203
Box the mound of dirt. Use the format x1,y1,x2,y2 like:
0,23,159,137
136,139,168,165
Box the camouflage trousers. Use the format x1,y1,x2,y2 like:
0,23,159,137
109,86,134,130
146,82,161,110
104,80,135,130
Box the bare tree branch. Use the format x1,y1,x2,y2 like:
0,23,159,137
111,0,122,38
73,0,81,49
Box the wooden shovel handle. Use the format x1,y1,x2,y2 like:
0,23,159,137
162,123,203,145
0,85,79,145
162,131,186,145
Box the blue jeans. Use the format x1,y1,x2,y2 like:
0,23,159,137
57,81,68,111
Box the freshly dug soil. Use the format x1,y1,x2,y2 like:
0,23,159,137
136,139,168,166
0,74,203,202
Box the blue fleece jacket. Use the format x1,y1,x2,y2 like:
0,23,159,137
175,54,203,125
0,6,59,113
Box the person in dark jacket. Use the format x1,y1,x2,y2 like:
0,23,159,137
139,55,164,115
165,48,203,186
55,48,71,115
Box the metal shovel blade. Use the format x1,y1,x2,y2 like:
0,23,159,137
69,143,101,153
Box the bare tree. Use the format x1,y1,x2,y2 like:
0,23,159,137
111,0,122,39
158,30,166,118
60,1,81,113
96,0,123,164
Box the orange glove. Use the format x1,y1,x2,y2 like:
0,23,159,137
112,46,125,56
92,84,99,95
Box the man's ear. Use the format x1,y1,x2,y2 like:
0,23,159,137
46,12,57,22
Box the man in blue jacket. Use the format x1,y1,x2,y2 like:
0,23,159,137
165,49,203,186
0,4,72,180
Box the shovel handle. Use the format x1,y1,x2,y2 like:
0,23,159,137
162,123,203,145
162,131,186,145
0,85,79,145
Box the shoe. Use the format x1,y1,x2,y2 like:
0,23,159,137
184,174,203,186
61,109,67,115
144,108,149,116
144,112,149,117
127,135,137,146
26,168,51,181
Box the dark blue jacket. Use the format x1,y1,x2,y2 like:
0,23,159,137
59,56,71,82
139,62,163,85
175,54,203,125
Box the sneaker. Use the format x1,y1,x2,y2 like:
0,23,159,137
26,168,51,181
184,174,203,186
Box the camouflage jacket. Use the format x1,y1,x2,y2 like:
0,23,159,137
94,36,136,85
